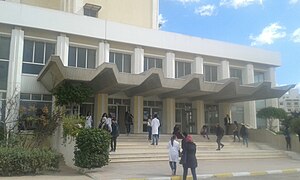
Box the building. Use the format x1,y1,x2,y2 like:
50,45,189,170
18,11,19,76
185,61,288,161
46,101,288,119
279,89,300,114
0,0,294,134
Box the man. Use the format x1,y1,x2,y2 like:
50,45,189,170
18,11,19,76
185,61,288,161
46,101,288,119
125,110,134,135
215,123,224,150
151,114,160,145
224,114,230,135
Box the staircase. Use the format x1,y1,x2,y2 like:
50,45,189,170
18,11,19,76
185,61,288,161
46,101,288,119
109,134,287,163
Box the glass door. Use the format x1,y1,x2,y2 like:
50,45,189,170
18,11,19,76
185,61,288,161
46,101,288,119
204,104,219,134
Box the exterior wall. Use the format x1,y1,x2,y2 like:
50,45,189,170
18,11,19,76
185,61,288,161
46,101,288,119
20,0,61,10
279,89,300,113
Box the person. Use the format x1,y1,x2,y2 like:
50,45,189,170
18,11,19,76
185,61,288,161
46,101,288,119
233,121,240,142
106,113,112,133
151,114,160,145
125,110,134,135
215,123,224,150
283,126,291,151
85,112,92,128
110,117,119,152
240,124,248,147
147,115,152,141
98,113,107,129
181,135,197,180
172,125,184,139
167,135,180,175
200,125,209,140
224,114,231,135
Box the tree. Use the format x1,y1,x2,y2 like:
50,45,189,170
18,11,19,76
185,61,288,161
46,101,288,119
257,107,287,131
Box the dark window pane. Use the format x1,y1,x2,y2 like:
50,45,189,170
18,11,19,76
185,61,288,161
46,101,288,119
22,63,43,74
156,59,162,68
87,49,96,69
0,61,8,90
115,53,122,72
148,58,155,69
144,58,148,71
32,94,42,100
123,54,131,73
43,94,52,101
34,42,44,63
185,62,191,75
0,36,10,60
45,43,55,63
211,66,217,81
109,52,114,63
20,93,30,100
177,61,184,78
23,40,33,62
77,48,86,68
68,47,76,67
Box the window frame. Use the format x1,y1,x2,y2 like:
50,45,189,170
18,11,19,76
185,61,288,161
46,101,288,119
204,64,218,82
68,46,96,69
175,60,191,78
109,51,132,73
144,56,163,71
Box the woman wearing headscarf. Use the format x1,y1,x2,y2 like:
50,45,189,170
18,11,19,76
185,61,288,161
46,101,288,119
167,135,180,175
181,135,197,180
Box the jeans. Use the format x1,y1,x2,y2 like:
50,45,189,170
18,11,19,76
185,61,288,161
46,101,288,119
147,126,152,140
111,137,117,151
152,134,159,145
286,137,291,150
233,131,240,142
242,137,248,147
169,161,177,175
216,137,224,149
126,124,131,134
183,167,197,180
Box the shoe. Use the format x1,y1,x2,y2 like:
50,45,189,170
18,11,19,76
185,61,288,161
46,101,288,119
221,144,224,149
216,148,220,151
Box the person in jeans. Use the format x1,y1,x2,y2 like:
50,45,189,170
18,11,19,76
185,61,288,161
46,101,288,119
167,135,180,175
215,123,224,150
147,115,152,141
181,135,197,180
240,124,248,147
233,121,240,142
151,114,160,145
283,126,291,150
110,118,119,152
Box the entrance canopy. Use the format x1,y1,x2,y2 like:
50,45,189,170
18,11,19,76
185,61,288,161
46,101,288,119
38,56,295,103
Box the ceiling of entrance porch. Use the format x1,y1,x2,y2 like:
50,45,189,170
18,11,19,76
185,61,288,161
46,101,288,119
38,56,295,103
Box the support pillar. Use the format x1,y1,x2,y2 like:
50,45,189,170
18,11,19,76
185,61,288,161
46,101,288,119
56,34,69,66
131,96,144,133
97,41,110,67
192,100,204,134
132,47,144,74
163,98,175,134
163,52,175,78
192,56,203,74
220,60,230,79
94,93,108,127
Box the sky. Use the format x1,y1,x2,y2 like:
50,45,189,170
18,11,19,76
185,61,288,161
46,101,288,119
159,0,300,90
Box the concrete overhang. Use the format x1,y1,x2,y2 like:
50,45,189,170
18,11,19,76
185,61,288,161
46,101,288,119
38,56,295,103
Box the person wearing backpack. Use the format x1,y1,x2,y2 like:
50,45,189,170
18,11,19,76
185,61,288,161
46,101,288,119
110,117,119,152
215,123,224,150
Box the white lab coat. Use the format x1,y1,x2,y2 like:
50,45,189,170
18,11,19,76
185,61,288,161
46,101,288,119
167,140,180,162
151,117,160,135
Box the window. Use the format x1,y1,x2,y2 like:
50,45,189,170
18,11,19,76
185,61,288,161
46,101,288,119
175,61,191,78
83,3,101,17
68,46,96,69
204,65,218,82
22,40,55,74
144,57,162,71
109,52,131,73
230,68,243,84
0,36,10,60
0,92,6,123
254,71,265,83
19,93,52,130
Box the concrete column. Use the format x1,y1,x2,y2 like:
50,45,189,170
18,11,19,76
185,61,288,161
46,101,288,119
132,47,144,74
163,98,175,134
97,41,110,67
72,0,83,14
220,60,230,79
243,63,257,128
192,56,203,74
94,93,108,127
163,52,175,78
131,96,144,133
6,27,24,131
56,34,69,66
192,100,204,134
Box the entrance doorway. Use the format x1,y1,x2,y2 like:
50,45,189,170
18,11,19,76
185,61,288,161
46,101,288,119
108,105,128,134
204,104,219,134
143,107,162,132
175,103,197,134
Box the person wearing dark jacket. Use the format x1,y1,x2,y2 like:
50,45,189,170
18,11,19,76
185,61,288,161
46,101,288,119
215,123,224,150
240,124,248,147
110,118,119,152
181,135,197,180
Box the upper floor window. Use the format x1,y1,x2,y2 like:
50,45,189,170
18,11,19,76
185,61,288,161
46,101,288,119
175,61,191,78
230,68,243,84
204,65,217,82
0,36,10,60
22,39,55,74
144,57,162,71
83,3,101,17
109,52,131,73
68,46,96,69
254,71,265,83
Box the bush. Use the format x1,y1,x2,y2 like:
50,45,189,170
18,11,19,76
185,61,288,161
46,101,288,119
74,128,110,169
291,118,300,141
0,147,60,176
63,115,85,138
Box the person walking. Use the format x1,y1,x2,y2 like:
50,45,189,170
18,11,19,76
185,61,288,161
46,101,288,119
224,114,231,135
85,112,92,129
172,124,184,139
151,114,160,145
147,115,152,141
240,124,248,147
283,126,291,151
110,117,119,152
215,123,224,150
233,121,240,142
125,110,134,135
200,125,209,140
167,135,180,175
181,135,197,180
98,113,107,129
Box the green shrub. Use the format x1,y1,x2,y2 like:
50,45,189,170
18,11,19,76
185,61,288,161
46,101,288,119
63,115,85,138
0,147,60,176
291,118,300,141
74,128,110,169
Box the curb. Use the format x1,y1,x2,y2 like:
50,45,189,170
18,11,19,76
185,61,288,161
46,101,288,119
110,168,300,180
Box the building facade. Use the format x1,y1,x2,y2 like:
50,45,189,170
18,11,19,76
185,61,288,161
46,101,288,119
0,0,294,134
279,89,300,114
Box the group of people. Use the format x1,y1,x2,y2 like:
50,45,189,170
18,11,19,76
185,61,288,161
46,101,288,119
146,114,161,145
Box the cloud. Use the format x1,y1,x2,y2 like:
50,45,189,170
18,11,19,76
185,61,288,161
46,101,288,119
249,23,286,46
158,14,167,28
194,5,216,16
177,0,201,4
220,0,263,9
291,28,300,43
289,0,299,4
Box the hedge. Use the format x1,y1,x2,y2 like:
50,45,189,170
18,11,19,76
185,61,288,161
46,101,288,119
0,147,61,176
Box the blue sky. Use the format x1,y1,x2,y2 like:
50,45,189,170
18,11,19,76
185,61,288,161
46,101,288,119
159,0,300,90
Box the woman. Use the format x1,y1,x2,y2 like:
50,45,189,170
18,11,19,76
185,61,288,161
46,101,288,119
85,112,92,128
98,113,107,129
110,117,119,152
240,124,248,147
147,115,152,141
173,125,183,139
233,121,240,142
167,135,180,175
182,135,197,180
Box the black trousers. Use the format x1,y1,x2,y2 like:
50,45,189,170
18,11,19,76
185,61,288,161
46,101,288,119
111,137,117,151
